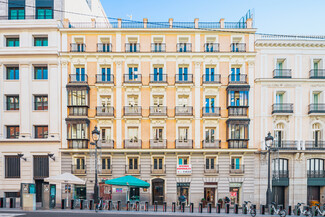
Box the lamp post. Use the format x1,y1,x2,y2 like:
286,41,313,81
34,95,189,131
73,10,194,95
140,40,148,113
265,132,274,207
92,126,100,204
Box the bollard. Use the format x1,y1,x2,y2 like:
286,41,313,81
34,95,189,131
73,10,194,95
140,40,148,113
108,200,112,210
216,203,221,213
127,201,130,211
145,201,149,211
199,202,203,213
0,198,4,208
294,205,300,216
80,200,84,209
278,205,283,211
270,205,274,215
61,199,65,209
163,202,167,212
190,203,194,213
260,204,265,215
181,202,185,212
208,203,212,213
154,201,158,212
234,204,238,214
70,199,74,209
9,198,16,208
172,202,176,212
288,205,292,216
225,203,230,214
136,201,140,211
312,206,317,216
89,200,94,210
243,204,247,214
99,200,103,210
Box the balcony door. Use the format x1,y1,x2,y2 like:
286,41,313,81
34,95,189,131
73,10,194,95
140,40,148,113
101,96,111,107
127,96,139,113
205,68,215,82
205,97,215,113
274,123,285,147
178,67,188,81
205,128,215,143
272,158,288,178
231,157,241,170
153,128,163,142
75,158,85,170
178,128,189,142
128,127,139,142
230,68,240,82
128,66,138,81
101,128,111,142
154,67,163,81
307,158,324,177
76,67,85,82
128,157,138,170
101,67,111,82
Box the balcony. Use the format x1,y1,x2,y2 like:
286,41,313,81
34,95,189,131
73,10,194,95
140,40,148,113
100,167,112,175
272,103,294,114
96,74,114,84
175,74,193,84
272,170,289,178
307,170,325,178
228,139,248,149
150,139,167,149
71,165,87,175
204,165,219,174
70,43,86,52
101,140,114,149
310,69,325,79
149,106,167,116
204,43,219,52
149,74,167,83
97,43,112,52
96,106,114,117
124,139,142,149
124,106,142,116
69,74,88,84
125,43,140,52
151,165,166,175
202,74,221,84
202,107,221,117
125,165,141,175
229,165,245,174
228,106,248,116
231,43,246,52
151,43,166,52
177,43,192,52
68,139,88,149
308,104,325,114
124,74,142,84
175,139,193,149
273,140,298,150
273,69,292,78
272,170,289,186
202,140,221,149
305,141,325,150
175,106,193,116
68,106,88,116
228,74,247,84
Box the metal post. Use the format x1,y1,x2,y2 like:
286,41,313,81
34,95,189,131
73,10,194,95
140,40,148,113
94,141,99,204
266,145,273,207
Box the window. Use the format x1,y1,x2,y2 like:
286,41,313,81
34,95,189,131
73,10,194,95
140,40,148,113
75,157,85,170
228,91,249,106
6,37,19,47
34,37,48,46
152,43,164,52
9,8,25,20
313,92,320,104
205,97,215,113
178,67,189,81
205,67,215,81
6,67,19,80
35,126,48,139
228,123,248,140
128,157,139,170
230,68,241,82
178,96,189,106
128,127,139,142
7,126,19,139
67,123,88,139
206,157,215,170
75,67,86,81
127,43,138,52
5,156,20,178
231,157,241,169
101,128,111,142
153,128,163,141
128,66,138,81
178,127,189,141
127,95,139,106
102,157,111,170
153,157,163,170
36,8,53,19
272,158,288,177
153,67,163,81
274,123,285,144
276,92,284,104
68,90,88,106
6,96,19,110
34,96,48,110
205,128,215,142
307,159,324,174
101,67,112,82
153,96,163,106
178,156,189,165
312,123,322,142
33,66,48,80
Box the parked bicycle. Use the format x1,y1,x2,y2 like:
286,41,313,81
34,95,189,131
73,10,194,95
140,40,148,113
244,201,257,217
271,202,287,217
294,203,313,217
314,203,325,216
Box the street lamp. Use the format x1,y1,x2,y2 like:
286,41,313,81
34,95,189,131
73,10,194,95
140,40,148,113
92,126,100,204
265,132,274,207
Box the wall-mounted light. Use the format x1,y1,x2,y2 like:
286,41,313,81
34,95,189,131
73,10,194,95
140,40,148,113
48,153,55,161
17,153,27,161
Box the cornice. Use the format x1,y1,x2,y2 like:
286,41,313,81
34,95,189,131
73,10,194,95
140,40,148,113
255,40,325,48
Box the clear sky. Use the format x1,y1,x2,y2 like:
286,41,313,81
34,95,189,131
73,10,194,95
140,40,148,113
101,0,325,35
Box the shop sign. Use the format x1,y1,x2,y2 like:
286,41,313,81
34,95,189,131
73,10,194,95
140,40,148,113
229,183,242,187
177,183,190,187
177,164,192,174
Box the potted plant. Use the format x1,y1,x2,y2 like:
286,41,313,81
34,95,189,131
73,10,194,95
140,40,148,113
201,198,207,208
218,198,223,208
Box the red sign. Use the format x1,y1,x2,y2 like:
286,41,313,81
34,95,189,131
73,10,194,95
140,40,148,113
177,164,192,174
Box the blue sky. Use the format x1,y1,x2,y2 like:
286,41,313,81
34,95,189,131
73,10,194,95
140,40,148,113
101,0,325,35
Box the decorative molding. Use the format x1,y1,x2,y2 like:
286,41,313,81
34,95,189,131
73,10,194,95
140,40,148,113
273,116,290,124
151,87,165,93
98,120,113,126
126,120,140,124
177,120,191,125
126,87,140,92
98,88,113,95
203,120,218,125
151,120,165,125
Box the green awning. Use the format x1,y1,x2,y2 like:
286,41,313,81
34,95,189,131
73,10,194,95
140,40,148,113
105,175,150,188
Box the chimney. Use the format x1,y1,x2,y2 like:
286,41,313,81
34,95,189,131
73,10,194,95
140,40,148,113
220,18,225,28
246,18,253,28
118,18,122,28
143,18,148,28
91,18,96,28
63,18,70,28
169,18,173,29
194,18,199,29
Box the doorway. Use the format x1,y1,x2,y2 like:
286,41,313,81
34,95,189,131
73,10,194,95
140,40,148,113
273,186,285,206
307,186,320,205
177,183,190,205
204,188,216,206
35,180,46,202
152,178,164,205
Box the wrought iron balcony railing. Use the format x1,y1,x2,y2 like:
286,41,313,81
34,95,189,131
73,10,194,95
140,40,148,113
124,74,142,83
229,165,245,174
124,139,142,149
96,106,114,116
68,139,88,149
149,106,167,116
228,106,248,116
149,74,167,83
150,139,167,149
228,139,248,149
272,103,294,114
308,104,325,114
273,69,292,78
125,165,141,174
100,139,114,149
202,107,221,117
202,140,221,149
71,165,86,175
177,43,192,52
203,74,221,84
204,43,219,52
68,106,88,116
175,139,193,149
125,43,140,52
228,74,247,84
272,170,289,178
231,43,246,52
175,74,193,83
175,106,193,116
97,43,112,52
204,164,219,174
124,106,142,116
69,74,88,83
70,43,86,52
310,69,325,79
273,140,298,150
305,141,325,150
151,164,166,174
96,74,114,83
307,170,325,178
151,43,166,52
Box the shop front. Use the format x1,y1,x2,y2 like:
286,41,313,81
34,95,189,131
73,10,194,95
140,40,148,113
229,183,242,205
204,182,217,207
177,182,190,206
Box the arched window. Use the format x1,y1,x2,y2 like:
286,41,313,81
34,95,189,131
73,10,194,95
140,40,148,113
272,158,288,178
274,123,285,147
307,158,324,178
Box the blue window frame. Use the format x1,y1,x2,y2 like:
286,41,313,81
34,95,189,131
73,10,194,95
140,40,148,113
101,68,111,82
36,8,53,19
154,67,163,81
128,67,138,80
76,68,86,82
6,38,19,47
205,98,215,113
205,68,215,82
34,67,48,80
230,68,241,82
229,91,249,106
178,67,188,81
6,67,19,80
9,8,25,20
34,37,48,46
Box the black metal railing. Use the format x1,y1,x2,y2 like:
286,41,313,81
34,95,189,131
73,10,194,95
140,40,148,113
124,106,142,116
150,74,167,83
307,170,325,178
204,164,219,174
202,140,221,149
70,43,86,52
272,170,289,178
305,141,325,150
202,107,221,117
71,165,87,174
125,43,140,52
151,43,166,52
308,104,325,114
69,74,88,83
228,74,247,84
125,165,141,174
124,139,142,149
228,106,248,116
177,43,192,52
231,43,246,52
272,103,294,114
68,106,88,116
100,166,112,175
229,165,245,174
68,139,88,149
273,140,298,150
149,106,167,116
175,74,193,83
150,139,167,149
204,43,219,52
203,74,221,84
228,139,248,149
310,69,325,79
96,106,114,116
96,74,114,83
97,43,112,52
273,69,292,78
101,140,114,149
175,106,193,116
151,164,166,174
123,74,142,83
175,139,193,149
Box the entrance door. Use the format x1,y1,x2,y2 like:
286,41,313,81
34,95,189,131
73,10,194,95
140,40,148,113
273,186,285,206
152,178,164,205
204,188,216,206
35,180,46,202
307,186,320,205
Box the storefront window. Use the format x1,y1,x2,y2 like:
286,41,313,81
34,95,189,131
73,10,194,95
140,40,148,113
129,187,139,201
229,183,242,205
177,183,190,205
74,185,86,200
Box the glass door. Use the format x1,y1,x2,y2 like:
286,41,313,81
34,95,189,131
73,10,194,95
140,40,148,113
231,68,240,82
205,128,215,143
154,67,163,81
205,97,215,113
153,128,163,142
179,128,188,142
